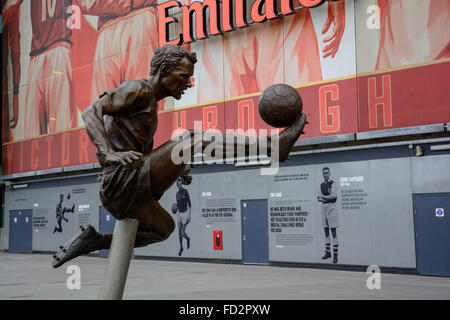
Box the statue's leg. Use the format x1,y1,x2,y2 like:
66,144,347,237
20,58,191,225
52,224,105,268
94,199,176,250
277,113,308,161
149,130,201,197
216,113,307,162
130,199,176,248
150,113,307,197
52,199,175,268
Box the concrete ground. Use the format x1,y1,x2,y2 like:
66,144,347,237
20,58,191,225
0,252,449,300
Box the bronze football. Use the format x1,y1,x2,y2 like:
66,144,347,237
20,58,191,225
258,84,303,128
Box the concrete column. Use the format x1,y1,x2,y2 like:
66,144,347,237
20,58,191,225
98,217,139,300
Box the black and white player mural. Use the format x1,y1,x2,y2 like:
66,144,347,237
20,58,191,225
171,178,192,256
53,193,75,234
317,167,339,264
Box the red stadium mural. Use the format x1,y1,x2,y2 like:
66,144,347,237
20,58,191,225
357,0,450,132
1,0,450,175
2,0,21,142
375,0,450,70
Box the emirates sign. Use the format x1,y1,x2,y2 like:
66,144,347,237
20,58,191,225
157,0,328,45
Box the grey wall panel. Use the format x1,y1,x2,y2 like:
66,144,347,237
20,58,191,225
411,155,450,193
134,175,204,258
32,183,102,252
3,153,437,269
135,156,417,268
367,158,415,268
267,159,416,268
135,171,245,260
322,161,373,266
268,166,321,263
1,181,102,252
267,162,375,265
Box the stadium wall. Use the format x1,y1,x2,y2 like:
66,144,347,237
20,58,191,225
1,0,449,272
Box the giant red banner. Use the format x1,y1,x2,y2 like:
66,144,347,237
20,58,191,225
2,0,449,175
3,59,449,175
357,60,450,132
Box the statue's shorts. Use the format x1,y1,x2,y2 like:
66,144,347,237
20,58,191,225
99,153,152,220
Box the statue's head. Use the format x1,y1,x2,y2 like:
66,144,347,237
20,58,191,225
150,45,197,100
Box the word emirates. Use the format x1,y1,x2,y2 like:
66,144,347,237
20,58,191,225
158,0,328,45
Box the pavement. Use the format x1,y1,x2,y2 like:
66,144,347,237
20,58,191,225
0,252,449,300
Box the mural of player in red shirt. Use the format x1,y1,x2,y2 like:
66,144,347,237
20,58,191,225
197,0,346,103
2,0,21,142
19,0,75,138
376,0,450,70
74,0,159,101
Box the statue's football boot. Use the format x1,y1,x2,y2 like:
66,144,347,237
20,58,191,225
52,224,103,268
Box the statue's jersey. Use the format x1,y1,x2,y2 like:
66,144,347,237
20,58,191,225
103,80,158,156
97,79,159,218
